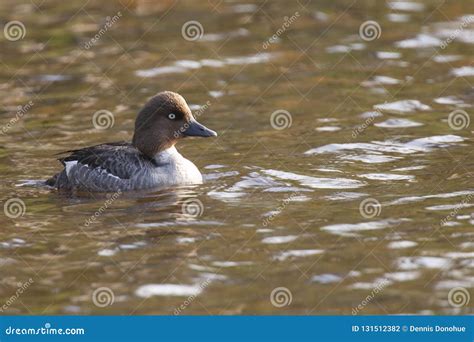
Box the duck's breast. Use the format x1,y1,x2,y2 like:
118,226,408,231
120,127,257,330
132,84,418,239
147,148,203,186
174,157,203,184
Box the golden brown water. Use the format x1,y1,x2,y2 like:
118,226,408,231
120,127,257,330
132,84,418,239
0,0,473,315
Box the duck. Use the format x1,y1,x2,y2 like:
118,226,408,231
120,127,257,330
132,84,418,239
46,91,217,192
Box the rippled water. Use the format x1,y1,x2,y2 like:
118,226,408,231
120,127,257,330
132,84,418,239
0,0,473,314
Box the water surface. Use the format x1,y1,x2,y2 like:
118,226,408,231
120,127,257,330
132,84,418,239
0,0,473,314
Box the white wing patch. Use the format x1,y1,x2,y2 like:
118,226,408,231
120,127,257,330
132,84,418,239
65,161,77,177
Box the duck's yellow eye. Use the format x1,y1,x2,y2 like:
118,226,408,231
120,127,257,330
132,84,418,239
168,113,176,120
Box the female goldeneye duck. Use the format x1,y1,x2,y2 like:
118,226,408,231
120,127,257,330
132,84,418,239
46,91,217,192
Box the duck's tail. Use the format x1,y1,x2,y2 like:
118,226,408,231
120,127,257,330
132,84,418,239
45,174,58,187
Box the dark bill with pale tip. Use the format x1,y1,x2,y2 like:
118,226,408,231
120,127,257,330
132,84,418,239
183,119,217,137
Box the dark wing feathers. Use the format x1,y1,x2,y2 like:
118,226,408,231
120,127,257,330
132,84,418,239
57,142,147,180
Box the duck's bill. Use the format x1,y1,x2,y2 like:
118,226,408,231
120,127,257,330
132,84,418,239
183,119,217,137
